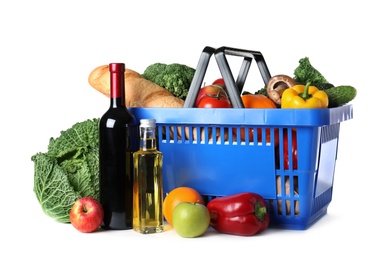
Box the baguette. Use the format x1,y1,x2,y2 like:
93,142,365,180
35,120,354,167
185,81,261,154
88,65,184,108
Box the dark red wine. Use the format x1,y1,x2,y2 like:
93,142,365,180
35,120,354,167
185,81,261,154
99,63,138,230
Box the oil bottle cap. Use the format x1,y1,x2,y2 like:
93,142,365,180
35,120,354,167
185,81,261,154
140,119,156,127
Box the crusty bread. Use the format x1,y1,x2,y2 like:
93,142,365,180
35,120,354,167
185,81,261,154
88,65,184,108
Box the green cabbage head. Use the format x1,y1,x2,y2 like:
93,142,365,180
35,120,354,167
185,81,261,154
32,118,100,223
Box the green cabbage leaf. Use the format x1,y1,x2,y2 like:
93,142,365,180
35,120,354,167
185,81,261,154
32,118,100,223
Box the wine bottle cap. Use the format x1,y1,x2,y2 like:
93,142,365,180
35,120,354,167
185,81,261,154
140,119,156,127
109,63,125,72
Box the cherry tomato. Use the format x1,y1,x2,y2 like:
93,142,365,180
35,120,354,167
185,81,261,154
197,92,232,108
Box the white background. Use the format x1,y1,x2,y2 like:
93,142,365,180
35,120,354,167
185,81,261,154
1,1,388,259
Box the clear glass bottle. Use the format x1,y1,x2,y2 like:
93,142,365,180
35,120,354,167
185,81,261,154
99,63,138,230
133,119,164,234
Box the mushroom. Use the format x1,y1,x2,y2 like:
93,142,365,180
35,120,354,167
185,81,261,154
266,74,296,106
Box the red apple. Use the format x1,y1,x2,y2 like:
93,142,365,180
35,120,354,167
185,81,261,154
195,84,229,107
69,197,104,233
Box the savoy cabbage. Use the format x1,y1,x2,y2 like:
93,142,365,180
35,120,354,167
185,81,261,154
32,118,100,223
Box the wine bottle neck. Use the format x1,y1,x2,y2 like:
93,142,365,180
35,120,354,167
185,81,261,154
109,63,126,108
110,97,125,108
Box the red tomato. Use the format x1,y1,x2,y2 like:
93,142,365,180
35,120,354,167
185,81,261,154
212,78,227,91
196,85,229,107
197,93,232,108
212,78,225,86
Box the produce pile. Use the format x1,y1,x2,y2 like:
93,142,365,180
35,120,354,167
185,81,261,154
32,55,356,236
254,57,357,108
88,57,356,110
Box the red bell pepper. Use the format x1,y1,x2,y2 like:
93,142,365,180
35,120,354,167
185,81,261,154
206,192,270,236
275,129,298,169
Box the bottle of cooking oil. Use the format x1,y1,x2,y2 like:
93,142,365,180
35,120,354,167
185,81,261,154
133,119,164,234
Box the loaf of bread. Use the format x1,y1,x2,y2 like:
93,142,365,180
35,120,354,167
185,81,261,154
88,65,184,108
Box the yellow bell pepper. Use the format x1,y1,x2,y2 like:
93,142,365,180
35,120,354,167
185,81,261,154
281,83,328,108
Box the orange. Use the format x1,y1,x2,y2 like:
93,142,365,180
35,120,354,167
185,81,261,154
163,186,204,226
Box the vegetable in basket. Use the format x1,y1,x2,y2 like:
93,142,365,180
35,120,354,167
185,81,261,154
281,82,329,108
142,62,195,100
252,57,331,100
266,74,296,106
207,192,270,236
276,129,298,170
241,93,276,108
235,94,279,143
253,87,268,97
31,118,100,223
293,57,357,107
323,85,357,108
197,90,232,108
293,57,328,87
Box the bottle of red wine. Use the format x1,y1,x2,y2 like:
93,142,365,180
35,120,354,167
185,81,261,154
99,63,138,230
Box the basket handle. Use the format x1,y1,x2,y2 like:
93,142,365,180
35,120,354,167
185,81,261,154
183,46,272,108
184,46,216,108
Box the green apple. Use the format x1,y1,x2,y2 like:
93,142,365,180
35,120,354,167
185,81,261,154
172,201,210,238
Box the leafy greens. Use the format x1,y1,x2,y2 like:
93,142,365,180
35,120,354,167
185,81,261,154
32,118,100,223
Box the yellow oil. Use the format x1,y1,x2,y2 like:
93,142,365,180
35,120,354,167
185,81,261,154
133,138,164,234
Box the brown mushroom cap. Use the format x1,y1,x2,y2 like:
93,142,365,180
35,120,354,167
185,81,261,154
266,75,296,106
